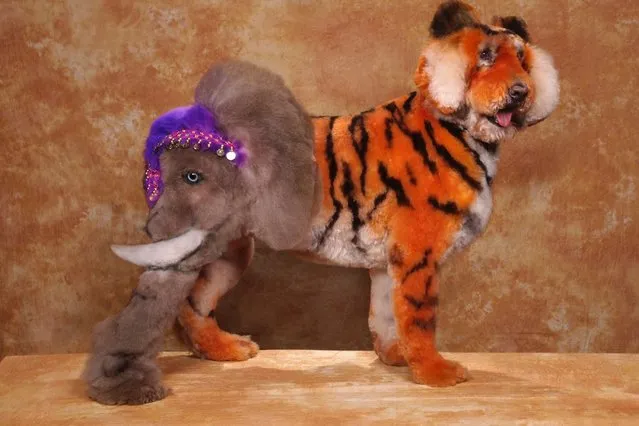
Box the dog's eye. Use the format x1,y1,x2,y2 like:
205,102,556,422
183,171,202,185
517,49,525,61
479,48,493,62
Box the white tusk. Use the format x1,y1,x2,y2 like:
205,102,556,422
111,229,208,268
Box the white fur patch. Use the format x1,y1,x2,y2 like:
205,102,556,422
424,44,468,111
111,229,208,268
369,269,398,349
444,138,497,260
527,46,560,124
311,217,387,268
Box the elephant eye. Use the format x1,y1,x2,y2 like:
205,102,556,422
183,171,202,185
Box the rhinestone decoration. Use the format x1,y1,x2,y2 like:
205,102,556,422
143,128,246,209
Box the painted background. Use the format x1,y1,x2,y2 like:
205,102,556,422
1,0,637,356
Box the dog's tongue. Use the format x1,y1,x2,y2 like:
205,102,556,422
496,111,512,127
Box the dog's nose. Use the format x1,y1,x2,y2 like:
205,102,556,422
509,83,529,102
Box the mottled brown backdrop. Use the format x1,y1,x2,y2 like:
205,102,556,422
1,0,637,356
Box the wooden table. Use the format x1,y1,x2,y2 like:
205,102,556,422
0,351,637,425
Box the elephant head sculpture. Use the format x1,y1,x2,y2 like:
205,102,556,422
84,61,319,405
112,60,320,271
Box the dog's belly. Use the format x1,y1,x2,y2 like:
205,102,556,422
301,220,388,269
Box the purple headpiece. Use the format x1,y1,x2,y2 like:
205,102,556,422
143,104,247,208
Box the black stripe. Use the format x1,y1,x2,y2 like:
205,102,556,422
406,164,417,186
405,295,423,309
367,191,388,220
405,295,439,309
437,118,465,141
340,161,365,251
317,117,343,248
402,249,432,283
425,275,434,294
348,114,370,196
413,317,437,331
425,121,482,191
385,103,437,173
384,117,394,148
428,196,462,215
438,119,493,186
402,91,417,113
476,139,499,155
378,162,412,207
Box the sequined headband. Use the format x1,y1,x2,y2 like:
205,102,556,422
142,104,247,208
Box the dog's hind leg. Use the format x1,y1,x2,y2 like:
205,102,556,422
176,236,259,361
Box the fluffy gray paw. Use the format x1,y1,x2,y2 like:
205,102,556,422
84,352,168,405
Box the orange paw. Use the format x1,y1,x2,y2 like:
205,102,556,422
177,304,259,362
192,331,259,362
410,358,469,387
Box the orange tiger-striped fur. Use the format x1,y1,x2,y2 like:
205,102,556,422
177,0,559,386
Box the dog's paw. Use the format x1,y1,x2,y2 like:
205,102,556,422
84,353,168,405
191,331,259,362
410,358,469,387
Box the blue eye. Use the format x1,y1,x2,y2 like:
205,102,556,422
184,171,202,184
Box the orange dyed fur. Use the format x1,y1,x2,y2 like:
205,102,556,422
312,93,480,385
180,1,556,387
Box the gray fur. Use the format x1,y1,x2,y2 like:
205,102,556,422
84,269,198,405
85,61,317,404
145,61,319,267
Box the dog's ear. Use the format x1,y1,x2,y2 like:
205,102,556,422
430,1,479,38
414,41,468,115
492,16,530,42
195,61,318,251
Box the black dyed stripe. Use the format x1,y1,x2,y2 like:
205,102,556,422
413,317,437,331
402,91,417,113
438,119,492,185
384,117,394,148
428,196,462,215
425,275,434,295
402,249,432,283
385,102,437,173
437,118,465,141
348,114,370,196
405,294,439,309
425,121,482,191
406,164,417,186
317,117,343,248
367,191,388,220
378,162,411,207
340,161,365,251
476,139,499,155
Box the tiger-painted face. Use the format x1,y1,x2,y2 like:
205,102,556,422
415,1,559,142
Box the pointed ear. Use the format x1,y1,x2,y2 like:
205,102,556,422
430,1,479,38
195,61,317,251
492,16,530,42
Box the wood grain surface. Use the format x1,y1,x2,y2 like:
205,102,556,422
0,351,637,425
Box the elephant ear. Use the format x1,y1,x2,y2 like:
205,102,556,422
194,61,318,250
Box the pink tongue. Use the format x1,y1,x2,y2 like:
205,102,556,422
496,111,512,127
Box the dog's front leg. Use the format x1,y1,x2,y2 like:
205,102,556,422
83,269,198,405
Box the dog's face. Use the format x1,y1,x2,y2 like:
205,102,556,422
415,1,559,142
